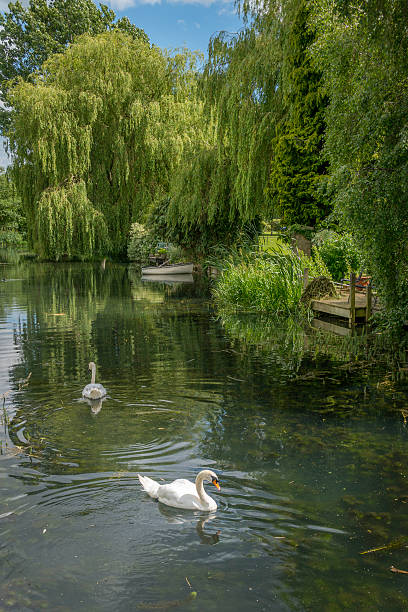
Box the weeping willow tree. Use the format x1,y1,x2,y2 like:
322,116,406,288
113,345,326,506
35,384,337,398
8,32,203,260
203,22,282,222
171,0,329,233
165,19,280,251
166,114,252,255
0,0,148,133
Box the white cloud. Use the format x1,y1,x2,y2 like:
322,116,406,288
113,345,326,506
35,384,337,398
109,0,161,8
108,0,135,8
108,0,235,8
217,4,236,16
168,0,217,6
194,21,201,29
177,18,186,25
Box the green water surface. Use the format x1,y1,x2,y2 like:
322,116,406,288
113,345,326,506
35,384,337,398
1,262,408,611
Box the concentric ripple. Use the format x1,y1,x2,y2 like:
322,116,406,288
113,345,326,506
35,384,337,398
0,263,407,611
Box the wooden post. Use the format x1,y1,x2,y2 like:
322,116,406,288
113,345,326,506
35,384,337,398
350,272,356,330
366,282,372,324
303,268,309,290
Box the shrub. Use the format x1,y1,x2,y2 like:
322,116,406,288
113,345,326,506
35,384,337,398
0,229,24,248
127,223,156,262
312,230,363,281
299,247,332,280
166,244,185,263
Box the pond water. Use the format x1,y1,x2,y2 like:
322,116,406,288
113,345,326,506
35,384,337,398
1,262,408,611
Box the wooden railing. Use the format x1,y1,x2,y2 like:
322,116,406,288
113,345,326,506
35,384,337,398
303,269,375,326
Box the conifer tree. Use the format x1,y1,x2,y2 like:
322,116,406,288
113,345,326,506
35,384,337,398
269,0,329,226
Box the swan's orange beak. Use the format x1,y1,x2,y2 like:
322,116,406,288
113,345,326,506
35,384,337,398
212,478,220,490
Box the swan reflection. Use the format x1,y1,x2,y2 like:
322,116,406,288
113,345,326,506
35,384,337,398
196,514,221,545
83,396,106,415
158,504,220,545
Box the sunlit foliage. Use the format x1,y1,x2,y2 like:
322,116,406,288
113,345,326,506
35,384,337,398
166,14,281,253
193,0,329,228
0,0,147,132
204,25,279,222
8,33,203,259
167,139,259,256
213,249,305,314
310,0,408,312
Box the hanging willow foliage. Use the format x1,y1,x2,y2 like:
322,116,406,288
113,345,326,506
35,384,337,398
203,23,282,222
8,32,203,259
167,21,281,248
190,0,329,227
37,180,109,260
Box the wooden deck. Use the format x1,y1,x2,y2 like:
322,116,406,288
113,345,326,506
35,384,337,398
311,293,368,321
306,272,375,335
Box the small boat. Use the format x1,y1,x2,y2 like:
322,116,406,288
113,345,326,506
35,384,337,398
141,262,194,275
142,274,194,284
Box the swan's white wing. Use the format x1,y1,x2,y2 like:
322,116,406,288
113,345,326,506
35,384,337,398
157,479,202,509
82,383,107,399
168,478,195,489
158,479,197,497
158,491,204,510
140,475,217,511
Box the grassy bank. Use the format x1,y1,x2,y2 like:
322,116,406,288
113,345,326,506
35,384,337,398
212,247,329,315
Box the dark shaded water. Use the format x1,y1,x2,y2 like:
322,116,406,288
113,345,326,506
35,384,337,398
1,262,408,611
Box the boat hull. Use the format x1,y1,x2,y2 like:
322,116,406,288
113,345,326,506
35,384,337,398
141,274,194,284
141,263,194,275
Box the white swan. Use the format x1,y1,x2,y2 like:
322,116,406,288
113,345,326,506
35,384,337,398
138,469,220,511
82,362,107,400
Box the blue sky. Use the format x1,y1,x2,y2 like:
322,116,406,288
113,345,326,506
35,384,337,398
115,0,243,55
0,0,243,167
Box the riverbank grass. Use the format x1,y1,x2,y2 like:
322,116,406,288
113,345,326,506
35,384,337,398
213,247,331,315
213,251,304,315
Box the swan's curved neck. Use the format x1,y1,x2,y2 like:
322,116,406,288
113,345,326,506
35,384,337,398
195,473,212,506
90,364,96,384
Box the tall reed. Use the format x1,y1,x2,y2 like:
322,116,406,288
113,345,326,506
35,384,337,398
213,248,305,315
